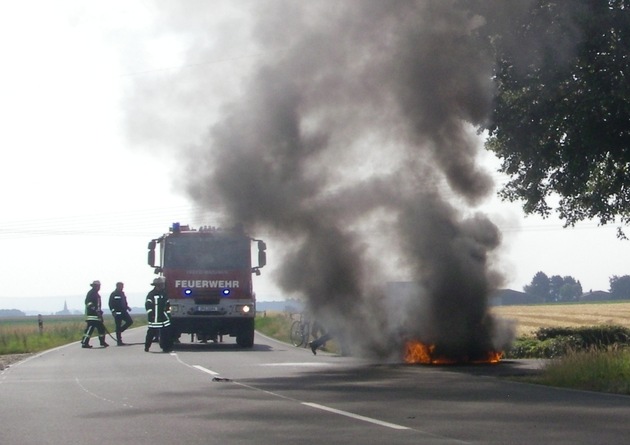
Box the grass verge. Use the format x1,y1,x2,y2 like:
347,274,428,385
0,315,146,355
255,311,341,353
525,347,630,395
255,312,293,344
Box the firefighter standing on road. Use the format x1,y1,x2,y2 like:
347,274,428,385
145,277,173,352
81,280,109,349
109,281,133,346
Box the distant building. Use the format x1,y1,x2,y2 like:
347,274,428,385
384,282,543,306
579,290,612,302
55,300,71,316
490,289,543,306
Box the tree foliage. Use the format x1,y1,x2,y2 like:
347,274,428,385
0,309,26,317
524,271,582,301
549,275,565,300
557,276,583,302
524,271,550,300
479,1,630,229
609,274,630,298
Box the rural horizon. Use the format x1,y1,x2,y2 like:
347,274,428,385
0,285,622,316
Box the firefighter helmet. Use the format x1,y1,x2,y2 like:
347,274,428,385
151,277,165,286
90,280,101,287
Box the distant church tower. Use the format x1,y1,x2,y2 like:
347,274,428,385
56,300,71,316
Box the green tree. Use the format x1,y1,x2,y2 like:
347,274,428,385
549,275,565,302
609,275,630,299
558,276,583,301
480,1,630,230
524,271,550,300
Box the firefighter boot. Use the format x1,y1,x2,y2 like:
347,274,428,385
81,334,92,348
99,336,109,348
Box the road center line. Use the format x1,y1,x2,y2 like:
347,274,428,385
184,359,456,439
236,380,411,431
192,365,220,376
202,374,468,440
301,402,410,430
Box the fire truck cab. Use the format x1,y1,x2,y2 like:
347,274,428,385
147,223,266,347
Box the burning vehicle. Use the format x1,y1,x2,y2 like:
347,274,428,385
386,282,510,365
404,340,502,365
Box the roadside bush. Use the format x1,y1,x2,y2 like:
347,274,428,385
535,325,630,348
505,325,630,359
505,335,583,359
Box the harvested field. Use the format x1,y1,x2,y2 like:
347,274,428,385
491,302,630,337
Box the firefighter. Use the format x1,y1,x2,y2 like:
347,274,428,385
145,277,173,352
81,280,109,349
109,281,133,346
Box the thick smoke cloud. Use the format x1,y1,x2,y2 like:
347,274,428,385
132,1,519,359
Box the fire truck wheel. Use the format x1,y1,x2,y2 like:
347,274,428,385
236,320,255,348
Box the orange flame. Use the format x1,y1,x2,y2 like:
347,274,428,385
403,340,503,365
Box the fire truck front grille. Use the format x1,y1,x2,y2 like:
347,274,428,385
190,288,223,305
194,297,221,305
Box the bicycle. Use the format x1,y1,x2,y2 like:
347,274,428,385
289,313,311,347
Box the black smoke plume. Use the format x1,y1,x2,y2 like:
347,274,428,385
132,1,521,359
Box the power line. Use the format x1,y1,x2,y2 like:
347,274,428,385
0,204,211,240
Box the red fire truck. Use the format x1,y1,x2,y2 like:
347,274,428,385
147,223,266,347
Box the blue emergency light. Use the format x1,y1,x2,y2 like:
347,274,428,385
222,289,231,296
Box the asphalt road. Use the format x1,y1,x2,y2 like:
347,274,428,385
1,327,629,445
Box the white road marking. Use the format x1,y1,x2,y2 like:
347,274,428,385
176,351,469,440
184,358,408,431
301,402,410,430
259,362,334,367
193,365,220,376
74,377,135,408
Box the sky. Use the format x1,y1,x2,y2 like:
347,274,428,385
1,1,629,314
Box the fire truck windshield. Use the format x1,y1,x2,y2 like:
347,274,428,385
164,235,250,270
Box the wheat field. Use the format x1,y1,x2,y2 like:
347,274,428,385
491,302,630,337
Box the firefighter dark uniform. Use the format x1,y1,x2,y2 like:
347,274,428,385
81,280,109,348
109,282,133,346
145,277,173,352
